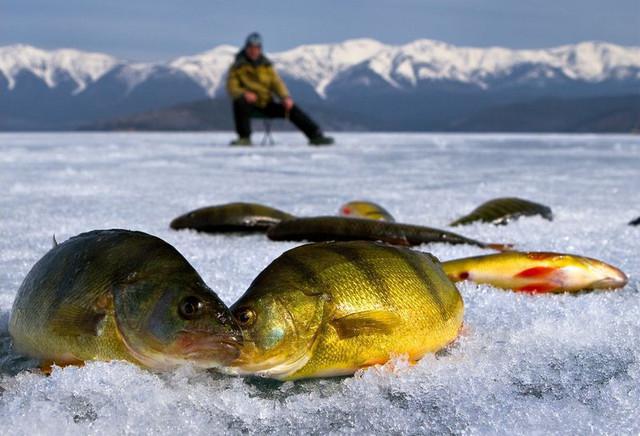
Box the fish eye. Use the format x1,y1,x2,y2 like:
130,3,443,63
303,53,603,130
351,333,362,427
178,296,204,320
236,308,256,327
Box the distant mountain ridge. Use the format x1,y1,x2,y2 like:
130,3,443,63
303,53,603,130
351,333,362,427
1,39,639,131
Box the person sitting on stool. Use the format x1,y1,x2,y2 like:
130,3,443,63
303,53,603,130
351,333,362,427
226,32,334,146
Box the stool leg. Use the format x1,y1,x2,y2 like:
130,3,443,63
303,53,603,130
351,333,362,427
262,120,275,145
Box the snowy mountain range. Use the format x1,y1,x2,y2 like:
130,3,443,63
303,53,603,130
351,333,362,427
1,39,639,130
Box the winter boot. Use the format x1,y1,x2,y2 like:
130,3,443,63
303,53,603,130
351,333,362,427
230,137,252,146
308,135,334,146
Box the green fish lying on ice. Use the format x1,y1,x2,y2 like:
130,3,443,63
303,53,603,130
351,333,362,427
450,197,553,226
170,202,294,233
267,216,511,250
9,229,242,371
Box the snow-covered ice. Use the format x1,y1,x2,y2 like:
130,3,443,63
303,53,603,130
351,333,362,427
0,132,638,434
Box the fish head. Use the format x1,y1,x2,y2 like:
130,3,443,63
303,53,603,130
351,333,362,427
170,208,211,230
339,201,394,222
579,257,628,289
539,253,629,291
113,276,242,370
229,283,326,377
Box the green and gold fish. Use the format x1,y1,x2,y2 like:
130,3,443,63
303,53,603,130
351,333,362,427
226,241,463,380
170,202,294,233
267,216,510,250
339,201,395,222
9,229,242,370
450,197,553,226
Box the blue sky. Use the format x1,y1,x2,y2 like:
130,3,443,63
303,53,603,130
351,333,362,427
2,0,639,60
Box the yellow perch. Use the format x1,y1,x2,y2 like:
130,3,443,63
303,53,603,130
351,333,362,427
226,241,464,380
441,251,628,293
9,230,242,370
339,201,395,222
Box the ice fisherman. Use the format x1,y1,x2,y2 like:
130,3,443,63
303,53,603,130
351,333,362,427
226,33,334,146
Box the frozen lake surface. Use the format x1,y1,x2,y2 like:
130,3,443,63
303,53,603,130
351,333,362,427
0,132,638,434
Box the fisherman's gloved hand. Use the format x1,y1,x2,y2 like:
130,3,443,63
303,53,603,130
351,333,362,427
244,91,257,104
283,97,294,111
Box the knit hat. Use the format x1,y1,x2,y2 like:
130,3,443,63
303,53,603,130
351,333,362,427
245,32,262,48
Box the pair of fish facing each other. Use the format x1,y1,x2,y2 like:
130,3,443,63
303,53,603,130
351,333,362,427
9,230,628,381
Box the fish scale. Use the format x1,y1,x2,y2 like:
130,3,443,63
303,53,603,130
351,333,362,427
288,244,458,379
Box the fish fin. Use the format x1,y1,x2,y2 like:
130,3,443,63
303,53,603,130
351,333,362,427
516,283,560,293
448,218,465,227
515,266,557,278
49,305,107,337
526,252,561,261
384,236,411,246
39,361,55,376
416,251,441,264
486,243,514,252
52,234,58,248
39,358,84,375
457,323,472,338
330,310,400,340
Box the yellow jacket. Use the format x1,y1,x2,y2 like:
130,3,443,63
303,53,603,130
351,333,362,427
226,51,289,108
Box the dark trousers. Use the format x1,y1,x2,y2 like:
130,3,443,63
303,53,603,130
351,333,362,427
233,98,321,139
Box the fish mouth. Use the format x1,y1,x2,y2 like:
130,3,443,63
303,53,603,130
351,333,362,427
590,275,628,289
169,217,189,230
176,331,243,367
591,264,629,289
228,343,313,379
